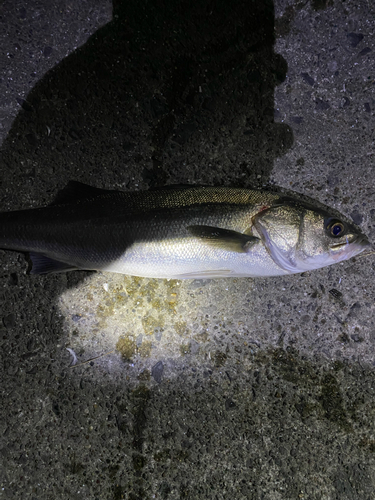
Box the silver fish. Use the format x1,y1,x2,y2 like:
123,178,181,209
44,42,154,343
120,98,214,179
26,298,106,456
0,182,370,278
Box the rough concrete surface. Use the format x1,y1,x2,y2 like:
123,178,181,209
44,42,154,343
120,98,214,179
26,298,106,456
1,0,375,499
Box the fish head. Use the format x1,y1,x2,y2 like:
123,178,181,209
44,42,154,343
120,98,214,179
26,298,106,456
253,199,370,273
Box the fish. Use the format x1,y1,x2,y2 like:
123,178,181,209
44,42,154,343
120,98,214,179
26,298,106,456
0,182,370,279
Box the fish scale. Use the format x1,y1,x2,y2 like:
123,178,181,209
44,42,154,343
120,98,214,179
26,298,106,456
0,182,369,278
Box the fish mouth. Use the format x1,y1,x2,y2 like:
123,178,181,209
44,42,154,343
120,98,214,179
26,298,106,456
332,233,369,247
352,234,370,249
326,234,371,266
330,234,370,253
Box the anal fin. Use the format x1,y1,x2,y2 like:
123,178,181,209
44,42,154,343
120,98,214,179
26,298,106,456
28,252,79,274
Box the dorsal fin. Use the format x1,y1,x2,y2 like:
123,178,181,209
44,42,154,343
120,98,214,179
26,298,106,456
51,181,113,206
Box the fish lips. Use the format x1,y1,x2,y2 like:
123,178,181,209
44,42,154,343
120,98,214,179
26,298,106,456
329,234,371,261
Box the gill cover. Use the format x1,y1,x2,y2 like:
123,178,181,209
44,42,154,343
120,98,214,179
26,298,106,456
252,204,302,272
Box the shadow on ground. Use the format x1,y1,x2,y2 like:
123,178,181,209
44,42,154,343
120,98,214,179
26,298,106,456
3,1,373,499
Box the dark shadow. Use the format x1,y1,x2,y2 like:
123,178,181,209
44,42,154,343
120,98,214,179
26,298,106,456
1,0,292,195
0,0,293,290
10,7,375,500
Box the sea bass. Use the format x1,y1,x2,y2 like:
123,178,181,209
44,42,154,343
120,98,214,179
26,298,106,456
0,182,370,278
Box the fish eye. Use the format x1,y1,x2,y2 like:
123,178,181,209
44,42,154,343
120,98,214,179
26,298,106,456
326,219,345,238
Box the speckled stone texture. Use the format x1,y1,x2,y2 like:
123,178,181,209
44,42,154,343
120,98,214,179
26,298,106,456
1,1,375,499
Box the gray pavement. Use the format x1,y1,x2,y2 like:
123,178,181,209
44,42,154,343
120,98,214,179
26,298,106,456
1,1,375,499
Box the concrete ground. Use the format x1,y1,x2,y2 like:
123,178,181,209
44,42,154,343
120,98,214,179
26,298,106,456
1,0,375,498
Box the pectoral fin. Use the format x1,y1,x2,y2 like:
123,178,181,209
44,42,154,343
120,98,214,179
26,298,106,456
187,225,259,253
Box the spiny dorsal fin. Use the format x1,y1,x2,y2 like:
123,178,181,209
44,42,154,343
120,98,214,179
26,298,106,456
51,181,114,206
187,225,259,253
